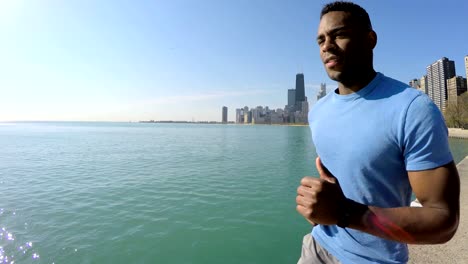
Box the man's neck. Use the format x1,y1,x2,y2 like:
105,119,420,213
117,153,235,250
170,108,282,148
337,70,377,95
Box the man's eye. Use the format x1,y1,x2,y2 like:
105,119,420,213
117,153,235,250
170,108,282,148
335,32,349,38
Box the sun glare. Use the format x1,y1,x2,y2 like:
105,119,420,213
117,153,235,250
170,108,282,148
0,0,23,19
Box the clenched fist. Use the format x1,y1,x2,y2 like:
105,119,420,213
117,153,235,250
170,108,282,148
296,157,347,225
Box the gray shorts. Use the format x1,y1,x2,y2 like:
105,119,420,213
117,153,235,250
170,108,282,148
297,233,341,264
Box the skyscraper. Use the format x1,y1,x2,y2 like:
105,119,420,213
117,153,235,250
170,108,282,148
288,89,296,108
235,108,243,123
419,75,428,94
295,73,305,110
222,106,228,123
243,106,250,124
465,55,468,79
317,83,327,100
426,57,456,112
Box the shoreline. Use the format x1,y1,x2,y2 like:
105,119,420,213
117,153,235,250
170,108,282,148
4,121,464,132
139,121,310,127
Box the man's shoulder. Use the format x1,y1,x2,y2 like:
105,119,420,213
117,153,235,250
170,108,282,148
310,90,333,111
377,75,440,125
380,74,420,93
375,73,425,104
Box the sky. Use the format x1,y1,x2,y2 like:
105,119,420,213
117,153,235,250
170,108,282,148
1,0,467,122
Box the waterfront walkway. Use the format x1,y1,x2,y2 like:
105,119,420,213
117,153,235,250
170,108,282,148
409,155,468,264
448,128,468,139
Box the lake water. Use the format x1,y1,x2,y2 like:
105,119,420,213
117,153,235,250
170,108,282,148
1,122,467,264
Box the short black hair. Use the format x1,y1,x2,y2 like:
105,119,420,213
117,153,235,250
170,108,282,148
320,1,373,30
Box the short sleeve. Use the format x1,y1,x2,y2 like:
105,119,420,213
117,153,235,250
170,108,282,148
402,94,453,171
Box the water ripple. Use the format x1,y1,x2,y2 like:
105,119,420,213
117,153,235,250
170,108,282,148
0,122,466,263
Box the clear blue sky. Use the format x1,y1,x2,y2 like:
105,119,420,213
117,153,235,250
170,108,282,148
1,0,467,122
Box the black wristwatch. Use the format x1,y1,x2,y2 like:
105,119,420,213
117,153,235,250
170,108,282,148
337,198,366,228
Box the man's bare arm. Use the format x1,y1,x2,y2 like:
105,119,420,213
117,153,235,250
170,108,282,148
296,158,460,244
349,161,460,244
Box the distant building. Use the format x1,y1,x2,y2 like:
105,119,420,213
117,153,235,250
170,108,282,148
419,75,428,94
465,55,468,79
270,110,284,124
222,106,228,123
409,79,420,89
426,57,456,112
447,76,468,105
251,106,264,124
295,73,306,110
247,111,252,123
288,89,296,108
298,101,309,123
235,108,243,123
235,72,309,125
241,106,252,124
317,83,327,100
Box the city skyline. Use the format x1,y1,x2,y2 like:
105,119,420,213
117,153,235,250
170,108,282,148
410,57,467,115
1,1,467,122
234,73,310,125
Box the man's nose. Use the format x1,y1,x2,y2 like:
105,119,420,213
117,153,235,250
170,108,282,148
321,37,335,53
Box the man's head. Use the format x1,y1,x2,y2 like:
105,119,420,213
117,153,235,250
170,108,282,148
317,1,377,86
320,1,373,31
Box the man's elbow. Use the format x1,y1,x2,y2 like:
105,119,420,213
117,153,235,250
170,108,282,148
432,212,459,244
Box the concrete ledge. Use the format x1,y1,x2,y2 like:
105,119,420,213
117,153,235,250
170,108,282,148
408,156,468,264
448,128,468,139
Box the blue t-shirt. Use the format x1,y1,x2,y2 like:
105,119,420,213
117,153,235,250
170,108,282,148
309,73,453,264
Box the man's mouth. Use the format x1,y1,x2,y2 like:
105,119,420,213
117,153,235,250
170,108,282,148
324,56,339,68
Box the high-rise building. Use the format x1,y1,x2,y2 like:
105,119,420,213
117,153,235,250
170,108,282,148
419,75,428,94
426,57,456,112
222,106,228,123
235,73,309,125
447,76,468,105
288,89,296,108
243,106,250,124
295,73,306,110
317,83,327,100
235,108,243,123
465,55,468,79
409,79,420,89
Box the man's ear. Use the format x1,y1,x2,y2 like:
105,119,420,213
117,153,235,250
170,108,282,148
368,30,377,49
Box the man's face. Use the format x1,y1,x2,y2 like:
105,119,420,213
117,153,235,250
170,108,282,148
317,11,372,83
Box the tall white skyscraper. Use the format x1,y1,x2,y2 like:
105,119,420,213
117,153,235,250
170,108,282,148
465,55,468,79
426,57,456,112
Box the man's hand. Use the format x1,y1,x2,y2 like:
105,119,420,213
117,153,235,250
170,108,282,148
296,157,347,225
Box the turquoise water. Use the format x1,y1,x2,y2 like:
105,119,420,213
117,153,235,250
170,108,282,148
0,122,467,264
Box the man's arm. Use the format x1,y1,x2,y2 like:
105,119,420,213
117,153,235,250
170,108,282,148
353,161,459,244
296,157,460,244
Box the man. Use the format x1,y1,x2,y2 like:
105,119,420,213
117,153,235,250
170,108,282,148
296,1,460,264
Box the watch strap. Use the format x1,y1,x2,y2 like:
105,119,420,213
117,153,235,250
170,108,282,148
337,198,367,228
